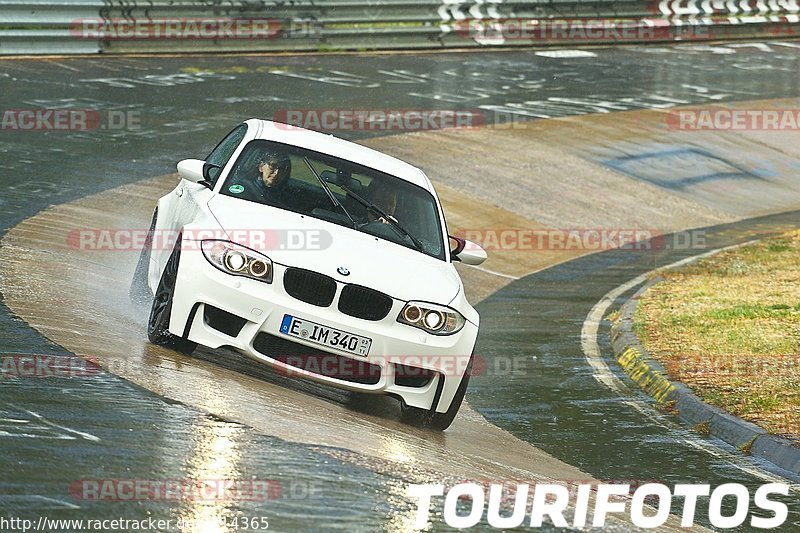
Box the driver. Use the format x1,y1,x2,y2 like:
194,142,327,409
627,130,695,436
254,153,292,206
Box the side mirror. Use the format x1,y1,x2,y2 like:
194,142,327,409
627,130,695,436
449,236,487,266
203,162,222,183
177,159,206,184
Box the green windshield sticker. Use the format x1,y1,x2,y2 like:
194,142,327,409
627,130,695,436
229,184,244,194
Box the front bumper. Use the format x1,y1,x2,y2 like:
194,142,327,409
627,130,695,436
166,246,478,412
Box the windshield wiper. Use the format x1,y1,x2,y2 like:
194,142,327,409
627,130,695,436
303,157,357,228
339,185,425,253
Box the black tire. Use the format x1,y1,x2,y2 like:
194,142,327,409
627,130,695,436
401,355,473,431
147,235,197,354
129,209,157,305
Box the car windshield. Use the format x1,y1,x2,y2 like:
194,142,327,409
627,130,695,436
221,139,446,260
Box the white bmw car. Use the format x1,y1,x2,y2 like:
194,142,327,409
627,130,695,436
130,119,487,430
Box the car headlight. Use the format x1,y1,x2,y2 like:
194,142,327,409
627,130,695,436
397,301,465,335
201,240,273,283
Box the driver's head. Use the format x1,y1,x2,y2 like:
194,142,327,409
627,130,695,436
257,153,291,188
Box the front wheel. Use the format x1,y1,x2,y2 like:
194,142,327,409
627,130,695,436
401,355,473,431
147,236,197,354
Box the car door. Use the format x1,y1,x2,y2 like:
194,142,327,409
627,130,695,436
152,124,249,283
179,123,249,229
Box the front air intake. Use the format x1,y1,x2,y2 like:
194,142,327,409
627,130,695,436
338,284,393,321
283,267,337,307
254,333,381,385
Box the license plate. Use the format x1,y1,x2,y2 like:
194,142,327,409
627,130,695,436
279,314,372,356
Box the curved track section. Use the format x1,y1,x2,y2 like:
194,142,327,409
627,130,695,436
0,170,589,476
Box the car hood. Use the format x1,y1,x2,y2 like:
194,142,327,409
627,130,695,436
207,195,460,304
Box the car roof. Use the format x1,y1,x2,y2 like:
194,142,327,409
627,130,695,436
247,119,431,191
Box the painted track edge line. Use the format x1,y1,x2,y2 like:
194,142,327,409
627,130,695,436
579,240,800,485
611,280,800,480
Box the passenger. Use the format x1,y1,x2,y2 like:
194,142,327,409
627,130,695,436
366,185,398,225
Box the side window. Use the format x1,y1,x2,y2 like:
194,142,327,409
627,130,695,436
205,124,247,185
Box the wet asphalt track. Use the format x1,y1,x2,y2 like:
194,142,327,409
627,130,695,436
470,212,800,529
2,44,800,530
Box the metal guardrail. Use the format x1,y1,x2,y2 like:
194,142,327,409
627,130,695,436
0,0,798,55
